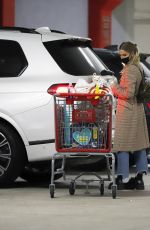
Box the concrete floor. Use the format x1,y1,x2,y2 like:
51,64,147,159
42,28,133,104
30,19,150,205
0,173,150,230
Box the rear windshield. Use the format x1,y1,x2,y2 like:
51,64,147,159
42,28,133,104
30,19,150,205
43,39,105,76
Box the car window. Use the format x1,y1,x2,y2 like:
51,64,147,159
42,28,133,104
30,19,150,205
0,40,28,77
140,62,150,80
43,40,105,76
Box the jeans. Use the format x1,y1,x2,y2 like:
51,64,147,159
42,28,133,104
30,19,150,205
117,149,148,180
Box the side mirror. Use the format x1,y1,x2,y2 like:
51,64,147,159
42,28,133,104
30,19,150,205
101,69,114,76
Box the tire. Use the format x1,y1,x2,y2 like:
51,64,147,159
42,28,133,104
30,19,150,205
49,184,55,198
112,185,117,199
0,123,27,186
69,181,75,195
100,182,104,195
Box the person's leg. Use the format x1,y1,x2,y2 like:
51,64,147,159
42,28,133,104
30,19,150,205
110,151,130,190
134,149,148,174
108,151,134,190
134,149,148,190
117,151,129,181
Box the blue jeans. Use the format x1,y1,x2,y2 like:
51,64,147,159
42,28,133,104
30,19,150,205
117,149,148,180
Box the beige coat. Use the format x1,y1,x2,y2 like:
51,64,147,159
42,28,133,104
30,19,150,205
112,64,149,152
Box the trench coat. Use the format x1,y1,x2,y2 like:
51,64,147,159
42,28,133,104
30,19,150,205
111,64,149,152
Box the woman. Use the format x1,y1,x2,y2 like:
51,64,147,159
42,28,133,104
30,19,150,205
110,41,149,190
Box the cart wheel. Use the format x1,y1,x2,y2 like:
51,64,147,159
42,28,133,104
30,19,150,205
69,181,75,195
112,185,117,199
100,182,104,195
49,184,55,198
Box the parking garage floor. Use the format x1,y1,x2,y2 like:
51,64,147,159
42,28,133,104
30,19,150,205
0,172,150,230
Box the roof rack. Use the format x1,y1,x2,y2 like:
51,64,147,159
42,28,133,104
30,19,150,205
0,26,39,34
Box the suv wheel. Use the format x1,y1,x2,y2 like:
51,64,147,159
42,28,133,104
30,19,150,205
0,123,27,186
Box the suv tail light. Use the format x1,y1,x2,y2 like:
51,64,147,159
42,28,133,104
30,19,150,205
48,83,73,95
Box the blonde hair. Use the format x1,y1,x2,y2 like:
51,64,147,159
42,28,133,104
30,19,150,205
119,41,140,65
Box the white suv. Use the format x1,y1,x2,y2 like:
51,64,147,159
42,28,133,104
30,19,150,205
0,26,113,185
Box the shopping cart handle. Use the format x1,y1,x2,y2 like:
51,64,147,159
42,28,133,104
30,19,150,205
53,92,113,97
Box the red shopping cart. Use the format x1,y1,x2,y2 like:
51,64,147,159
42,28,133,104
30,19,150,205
49,91,117,199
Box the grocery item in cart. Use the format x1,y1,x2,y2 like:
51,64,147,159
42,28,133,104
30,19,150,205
72,127,91,146
74,74,114,100
74,78,95,93
64,103,71,146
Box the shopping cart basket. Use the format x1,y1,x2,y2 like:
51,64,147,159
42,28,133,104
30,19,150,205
49,92,117,199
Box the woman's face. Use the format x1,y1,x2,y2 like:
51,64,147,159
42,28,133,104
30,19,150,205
119,49,130,59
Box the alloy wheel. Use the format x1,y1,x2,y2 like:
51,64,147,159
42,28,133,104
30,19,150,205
0,132,11,177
